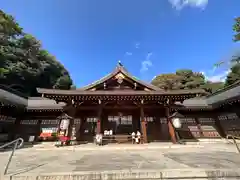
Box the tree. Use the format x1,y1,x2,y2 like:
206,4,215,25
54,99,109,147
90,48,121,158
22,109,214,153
0,10,73,96
221,16,240,85
225,63,240,86
233,17,240,42
202,81,224,93
151,73,180,90
151,69,223,93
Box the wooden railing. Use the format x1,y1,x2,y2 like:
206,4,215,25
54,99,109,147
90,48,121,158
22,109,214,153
0,138,24,175
226,134,240,153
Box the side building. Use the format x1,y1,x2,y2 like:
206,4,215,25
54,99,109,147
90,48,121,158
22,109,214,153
1,63,240,143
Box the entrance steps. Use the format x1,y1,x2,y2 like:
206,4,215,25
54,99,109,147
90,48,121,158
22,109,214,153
3,169,240,180
23,138,239,151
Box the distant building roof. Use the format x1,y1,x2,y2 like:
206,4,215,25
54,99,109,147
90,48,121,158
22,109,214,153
0,85,28,107
206,81,240,105
180,81,240,109
0,85,64,110
27,97,65,110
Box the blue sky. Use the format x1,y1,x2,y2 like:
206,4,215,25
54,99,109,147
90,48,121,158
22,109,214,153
1,0,240,87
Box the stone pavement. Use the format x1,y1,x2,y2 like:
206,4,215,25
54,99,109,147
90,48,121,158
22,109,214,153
1,142,240,179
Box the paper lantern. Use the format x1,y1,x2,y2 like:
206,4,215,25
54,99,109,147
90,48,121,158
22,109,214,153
60,119,70,130
172,118,182,129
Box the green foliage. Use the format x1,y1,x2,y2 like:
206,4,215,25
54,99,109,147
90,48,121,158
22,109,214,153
0,10,73,96
225,63,240,86
151,69,223,93
202,81,224,93
151,73,180,90
233,17,240,42
222,17,240,85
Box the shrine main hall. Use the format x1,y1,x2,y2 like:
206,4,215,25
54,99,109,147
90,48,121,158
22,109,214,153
1,62,240,144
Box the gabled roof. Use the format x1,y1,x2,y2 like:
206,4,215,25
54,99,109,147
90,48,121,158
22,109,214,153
0,85,64,110
79,61,162,91
206,81,240,105
179,81,240,109
0,85,28,107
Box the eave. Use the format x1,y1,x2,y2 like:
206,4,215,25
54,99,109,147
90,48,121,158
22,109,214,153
37,88,206,96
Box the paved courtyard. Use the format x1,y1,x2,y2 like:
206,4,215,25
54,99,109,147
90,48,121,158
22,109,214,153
1,143,240,179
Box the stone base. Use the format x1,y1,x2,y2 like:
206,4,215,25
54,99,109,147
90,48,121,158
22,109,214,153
4,169,240,180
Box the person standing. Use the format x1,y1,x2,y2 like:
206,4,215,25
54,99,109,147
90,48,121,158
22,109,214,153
131,132,136,144
136,131,141,144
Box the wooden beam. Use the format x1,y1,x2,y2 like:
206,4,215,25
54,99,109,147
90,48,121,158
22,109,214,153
76,105,166,110
96,100,103,134
140,105,148,143
66,105,77,138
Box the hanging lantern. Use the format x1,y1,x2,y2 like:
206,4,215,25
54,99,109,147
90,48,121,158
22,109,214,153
172,118,182,129
60,119,70,130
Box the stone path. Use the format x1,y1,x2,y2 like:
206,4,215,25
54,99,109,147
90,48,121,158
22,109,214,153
1,143,240,179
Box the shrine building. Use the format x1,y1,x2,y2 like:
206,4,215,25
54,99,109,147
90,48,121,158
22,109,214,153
1,62,240,144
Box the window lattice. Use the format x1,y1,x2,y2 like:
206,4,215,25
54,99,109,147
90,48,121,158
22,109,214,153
218,115,228,121
198,117,214,123
108,116,132,124
145,117,154,122
0,115,16,123
0,115,7,121
20,120,38,125
160,118,167,124
218,113,238,121
41,119,59,124
87,117,98,122
227,113,238,120
74,118,81,124
121,116,132,125
180,117,195,123
108,116,118,122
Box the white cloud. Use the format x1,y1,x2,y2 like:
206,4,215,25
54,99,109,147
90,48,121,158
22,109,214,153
202,70,230,83
140,52,153,73
135,43,140,49
125,52,132,56
168,0,208,10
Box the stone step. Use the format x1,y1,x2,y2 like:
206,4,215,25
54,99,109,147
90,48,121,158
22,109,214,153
3,169,240,180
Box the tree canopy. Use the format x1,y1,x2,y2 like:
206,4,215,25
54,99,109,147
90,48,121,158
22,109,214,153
0,10,73,96
233,17,240,42
223,17,240,86
151,69,224,93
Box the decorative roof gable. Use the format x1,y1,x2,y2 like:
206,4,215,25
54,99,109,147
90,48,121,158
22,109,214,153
80,61,162,91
